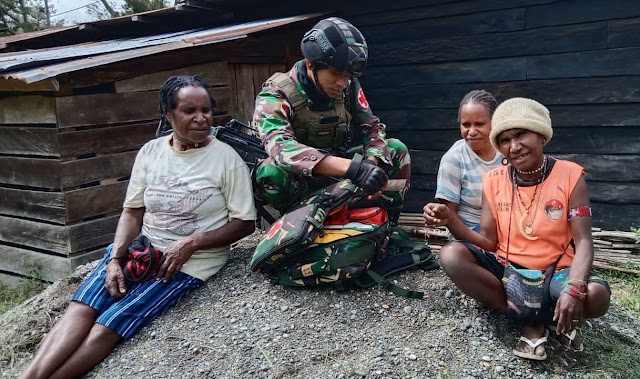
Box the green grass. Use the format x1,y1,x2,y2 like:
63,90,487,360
601,267,640,317
0,266,45,316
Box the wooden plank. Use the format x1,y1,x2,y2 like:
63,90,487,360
70,247,107,271
252,64,272,97
234,64,257,125
404,150,443,175
407,173,438,192
361,8,525,44
67,214,120,253
403,188,435,214
588,182,640,205
60,151,137,189
376,109,459,132
544,126,640,155
525,0,640,29
366,76,640,110
0,187,65,224
369,22,606,65
591,203,640,230
64,182,128,222
0,273,25,287
553,154,640,183
227,63,240,121
0,244,70,282
269,64,286,75
0,95,57,124
392,130,460,152
0,77,58,92
526,48,640,79
0,157,60,189
0,215,69,254
56,91,158,128
58,122,156,158
362,57,526,88
55,88,231,128
0,126,60,157
608,17,640,48
350,0,556,26
548,104,640,127
114,61,230,93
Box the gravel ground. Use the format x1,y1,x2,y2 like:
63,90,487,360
1,232,639,379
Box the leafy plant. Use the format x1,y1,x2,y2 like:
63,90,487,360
631,227,640,244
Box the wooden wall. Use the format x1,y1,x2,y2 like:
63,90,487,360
228,63,287,124
342,0,640,230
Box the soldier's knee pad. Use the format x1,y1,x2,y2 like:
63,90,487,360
254,162,296,207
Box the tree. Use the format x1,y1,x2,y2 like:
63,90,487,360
87,0,168,21
0,0,58,36
121,0,168,14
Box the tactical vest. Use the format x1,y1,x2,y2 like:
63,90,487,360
264,72,349,153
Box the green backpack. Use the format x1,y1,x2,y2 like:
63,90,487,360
249,180,439,298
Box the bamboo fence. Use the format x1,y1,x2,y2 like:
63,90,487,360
398,213,640,275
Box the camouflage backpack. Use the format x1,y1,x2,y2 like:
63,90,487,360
249,180,438,298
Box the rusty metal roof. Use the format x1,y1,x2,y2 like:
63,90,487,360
0,14,317,88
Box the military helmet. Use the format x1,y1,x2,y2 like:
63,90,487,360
300,17,368,77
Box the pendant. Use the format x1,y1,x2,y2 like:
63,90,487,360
519,213,538,240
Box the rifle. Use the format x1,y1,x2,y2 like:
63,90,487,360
155,119,268,168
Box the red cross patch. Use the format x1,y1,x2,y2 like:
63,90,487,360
357,88,369,108
280,101,291,118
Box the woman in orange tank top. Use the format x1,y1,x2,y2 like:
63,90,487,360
423,97,610,361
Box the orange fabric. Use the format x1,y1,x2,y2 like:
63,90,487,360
483,160,585,270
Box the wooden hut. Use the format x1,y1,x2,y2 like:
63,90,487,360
0,9,316,283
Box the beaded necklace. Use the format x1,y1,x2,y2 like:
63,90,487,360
172,134,206,150
515,155,547,176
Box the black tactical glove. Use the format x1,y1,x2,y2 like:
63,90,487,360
346,154,388,194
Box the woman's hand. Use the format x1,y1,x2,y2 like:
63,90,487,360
105,261,127,299
423,202,450,226
553,292,585,334
156,239,196,283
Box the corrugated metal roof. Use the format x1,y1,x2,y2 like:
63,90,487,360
0,14,316,87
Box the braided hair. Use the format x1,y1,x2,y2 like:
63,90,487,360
158,75,216,129
457,89,497,122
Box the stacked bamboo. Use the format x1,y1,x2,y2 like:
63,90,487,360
398,213,640,274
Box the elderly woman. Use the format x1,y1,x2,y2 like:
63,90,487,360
423,97,610,360
21,76,256,379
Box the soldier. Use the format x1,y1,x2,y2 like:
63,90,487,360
252,17,410,223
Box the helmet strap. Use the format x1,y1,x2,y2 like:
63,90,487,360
310,66,330,99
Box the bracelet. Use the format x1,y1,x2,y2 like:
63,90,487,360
106,256,126,265
562,285,586,301
567,279,587,292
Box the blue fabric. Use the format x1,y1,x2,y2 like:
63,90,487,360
462,241,611,301
72,246,203,339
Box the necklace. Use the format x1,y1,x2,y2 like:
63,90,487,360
172,134,204,150
515,155,547,176
512,157,547,240
515,182,543,240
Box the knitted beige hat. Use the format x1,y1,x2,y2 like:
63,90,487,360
490,97,553,150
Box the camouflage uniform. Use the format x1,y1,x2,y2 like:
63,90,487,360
253,60,410,211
